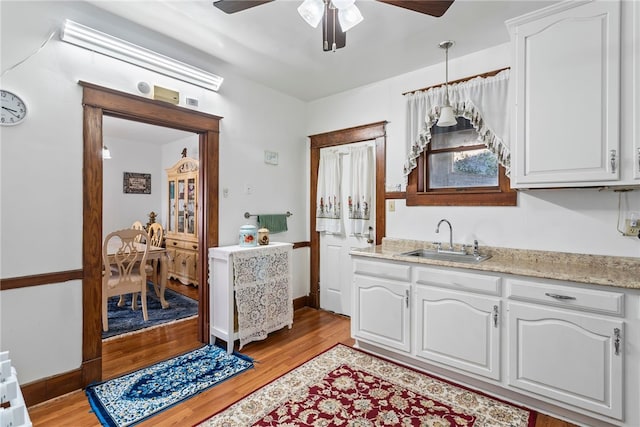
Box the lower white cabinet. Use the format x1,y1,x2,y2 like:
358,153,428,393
353,275,411,352
508,302,623,419
415,286,501,380
352,259,411,352
351,254,634,425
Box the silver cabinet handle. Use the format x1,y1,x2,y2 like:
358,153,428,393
610,149,617,174
492,305,499,328
544,292,576,300
405,290,409,308
614,328,621,356
637,148,640,173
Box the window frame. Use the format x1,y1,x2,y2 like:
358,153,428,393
406,120,516,207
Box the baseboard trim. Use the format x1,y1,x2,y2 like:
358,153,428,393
293,296,309,311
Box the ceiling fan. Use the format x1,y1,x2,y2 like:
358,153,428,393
212,0,455,52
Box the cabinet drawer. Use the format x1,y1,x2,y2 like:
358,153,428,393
507,278,624,316
353,258,411,282
167,238,198,251
414,266,501,296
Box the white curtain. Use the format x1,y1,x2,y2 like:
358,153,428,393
347,145,373,236
403,69,511,180
316,149,343,234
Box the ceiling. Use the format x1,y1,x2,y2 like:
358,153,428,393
85,0,558,102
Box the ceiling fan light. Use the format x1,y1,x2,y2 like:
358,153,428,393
436,105,457,127
338,4,363,32
332,0,355,10
298,0,324,28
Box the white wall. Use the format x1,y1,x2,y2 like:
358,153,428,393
0,1,307,383
307,43,640,258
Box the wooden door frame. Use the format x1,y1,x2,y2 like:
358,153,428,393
80,81,221,385
308,121,387,308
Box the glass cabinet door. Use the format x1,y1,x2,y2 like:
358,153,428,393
186,177,196,235
168,180,175,233
177,179,185,233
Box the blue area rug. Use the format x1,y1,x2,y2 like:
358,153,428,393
86,345,254,427
102,282,198,339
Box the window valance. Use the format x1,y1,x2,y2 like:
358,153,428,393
403,69,511,180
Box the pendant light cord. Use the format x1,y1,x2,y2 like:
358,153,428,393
444,44,450,105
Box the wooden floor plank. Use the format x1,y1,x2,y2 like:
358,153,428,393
28,308,574,427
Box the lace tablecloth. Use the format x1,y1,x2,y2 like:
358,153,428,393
232,244,293,349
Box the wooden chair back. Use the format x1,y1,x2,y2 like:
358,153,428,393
131,220,145,243
147,223,164,247
102,228,150,331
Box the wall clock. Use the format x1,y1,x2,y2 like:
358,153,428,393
1,90,27,126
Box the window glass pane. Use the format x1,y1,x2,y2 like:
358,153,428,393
430,117,477,150
428,148,499,189
431,129,479,150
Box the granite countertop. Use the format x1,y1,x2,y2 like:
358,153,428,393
350,238,640,290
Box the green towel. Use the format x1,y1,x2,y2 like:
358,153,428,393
258,214,288,234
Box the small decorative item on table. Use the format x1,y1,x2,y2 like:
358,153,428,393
258,228,270,245
239,224,258,247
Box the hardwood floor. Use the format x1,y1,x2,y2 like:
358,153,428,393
28,308,575,426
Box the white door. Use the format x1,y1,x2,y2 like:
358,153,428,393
319,141,376,316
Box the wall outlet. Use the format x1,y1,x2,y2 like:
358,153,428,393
624,219,640,236
388,200,395,212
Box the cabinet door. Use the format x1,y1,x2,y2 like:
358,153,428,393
353,275,410,352
510,0,620,187
508,302,623,419
415,287,501,380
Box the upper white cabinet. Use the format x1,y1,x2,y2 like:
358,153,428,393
633,0,640,180
507,0,626,188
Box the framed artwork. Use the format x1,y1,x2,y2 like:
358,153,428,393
123,172,151,194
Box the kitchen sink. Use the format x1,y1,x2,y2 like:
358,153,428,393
397,249,492,264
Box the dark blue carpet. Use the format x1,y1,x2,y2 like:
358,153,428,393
102,282,198,339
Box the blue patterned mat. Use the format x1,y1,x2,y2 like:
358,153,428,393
85,345,253,427
102,282,198,339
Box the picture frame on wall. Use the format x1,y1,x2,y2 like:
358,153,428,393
123,172,151,194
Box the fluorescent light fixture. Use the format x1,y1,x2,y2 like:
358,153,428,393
60,19,223,92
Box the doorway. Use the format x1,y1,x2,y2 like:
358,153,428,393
81,82,221,387
308,122,387,311
102,116,200,337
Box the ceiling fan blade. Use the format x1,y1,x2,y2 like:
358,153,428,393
376,0,454,17
212,0,274,14
322,7,346,52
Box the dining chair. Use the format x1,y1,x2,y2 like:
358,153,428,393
102,228,150,332
117,220,151,308
146,222,164,288
131,220,145,243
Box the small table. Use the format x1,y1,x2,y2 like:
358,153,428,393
107,241,170,309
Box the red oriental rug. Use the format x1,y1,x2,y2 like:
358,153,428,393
196,344,536,427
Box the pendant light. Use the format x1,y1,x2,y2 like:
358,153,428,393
436,40,457,127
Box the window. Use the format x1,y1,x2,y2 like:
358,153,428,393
406,117,516,206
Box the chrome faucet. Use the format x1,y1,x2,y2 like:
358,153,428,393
435,219,454,251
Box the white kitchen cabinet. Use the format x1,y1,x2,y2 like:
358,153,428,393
632,0,640,180
415,286,501,380
507,0,622,187
352,259,411,352
351,253,638,425
508,302,623,419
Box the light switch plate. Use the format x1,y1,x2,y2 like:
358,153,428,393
264,150,278,165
